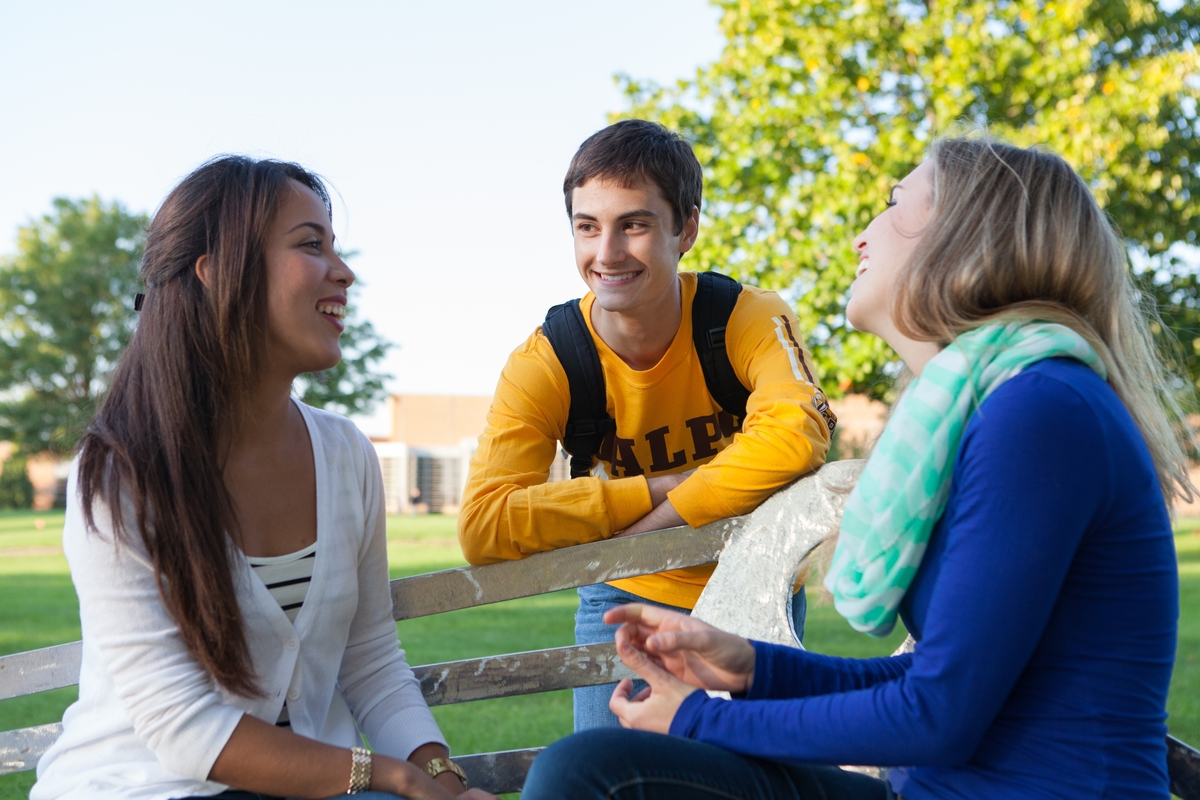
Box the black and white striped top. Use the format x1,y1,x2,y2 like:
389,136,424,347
247,542,317,623
248,542,317,727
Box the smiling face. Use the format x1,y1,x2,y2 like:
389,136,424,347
262,180,354,377
847,160,936,338
571,176,699,318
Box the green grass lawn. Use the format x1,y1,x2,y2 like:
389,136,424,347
1,510,1197,798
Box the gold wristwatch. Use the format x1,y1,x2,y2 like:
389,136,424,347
425,757,468,789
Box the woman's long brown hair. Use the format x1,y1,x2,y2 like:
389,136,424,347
77,156,331,696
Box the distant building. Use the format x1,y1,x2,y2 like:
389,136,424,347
0,442,69,510
0,394,565,515
827,393,886,458
371,394,569,515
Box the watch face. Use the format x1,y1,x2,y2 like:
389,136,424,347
426,758,468,788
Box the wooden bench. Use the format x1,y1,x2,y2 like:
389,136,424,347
3,461,1200,797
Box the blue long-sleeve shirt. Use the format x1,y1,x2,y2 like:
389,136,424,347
670,359,1178,798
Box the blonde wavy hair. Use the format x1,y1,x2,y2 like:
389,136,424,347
891,132,1195,506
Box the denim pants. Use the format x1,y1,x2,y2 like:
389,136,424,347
523,728,896,800
573,582,807,731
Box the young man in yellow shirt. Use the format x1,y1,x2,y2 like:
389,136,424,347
458,119,836,730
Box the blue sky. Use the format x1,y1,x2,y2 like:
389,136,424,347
0,1,725,432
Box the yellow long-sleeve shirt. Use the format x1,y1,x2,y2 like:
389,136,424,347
458,272,835,608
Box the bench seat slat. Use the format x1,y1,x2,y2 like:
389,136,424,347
0,641,632,713
391,521,735,620
5,727,1198,793
415,643,633,706
1169,734,1200,800
458,747,544,795
1,729,539,792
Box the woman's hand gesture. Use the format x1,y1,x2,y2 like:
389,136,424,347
608,631,699,734
604,603,756,694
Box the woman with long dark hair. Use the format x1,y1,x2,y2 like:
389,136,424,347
521,133,1192,799
32,157,495,800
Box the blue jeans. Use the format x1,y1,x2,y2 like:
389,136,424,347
573,582,807,731
523,728,895,800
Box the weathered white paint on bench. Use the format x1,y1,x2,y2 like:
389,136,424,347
692,459,865,646
390,519,737,620
415,643,634,707
0,723,60,775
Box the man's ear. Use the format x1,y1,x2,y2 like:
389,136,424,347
194,254,211,288
678,206,700,257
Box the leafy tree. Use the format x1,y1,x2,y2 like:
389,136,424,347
618,0,1200,397
0,453,34,509
0,197,146,455
0,201,394,456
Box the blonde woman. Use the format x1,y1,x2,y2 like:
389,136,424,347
521,134,1191,799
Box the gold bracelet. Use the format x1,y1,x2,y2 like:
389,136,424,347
347,746,372,794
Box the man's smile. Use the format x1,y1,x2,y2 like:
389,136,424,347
593,270,643,284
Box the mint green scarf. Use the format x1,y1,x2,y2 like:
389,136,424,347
823,321,1106,636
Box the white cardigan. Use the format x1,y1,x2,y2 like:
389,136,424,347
32,403,446,800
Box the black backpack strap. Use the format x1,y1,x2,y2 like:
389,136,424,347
542,300,617,479
692,271,752,422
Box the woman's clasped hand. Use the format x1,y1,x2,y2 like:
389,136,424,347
606,603,756,733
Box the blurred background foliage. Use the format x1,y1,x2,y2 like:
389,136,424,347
617,0,1199,399
0,198,146,456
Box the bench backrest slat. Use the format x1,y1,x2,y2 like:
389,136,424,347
0,644,628,779
0,722,61,775
0,643,81,702
391,521,734,620
416,643,632,707
0,640,636,712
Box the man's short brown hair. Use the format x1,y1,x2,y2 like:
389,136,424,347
563,120,702,235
